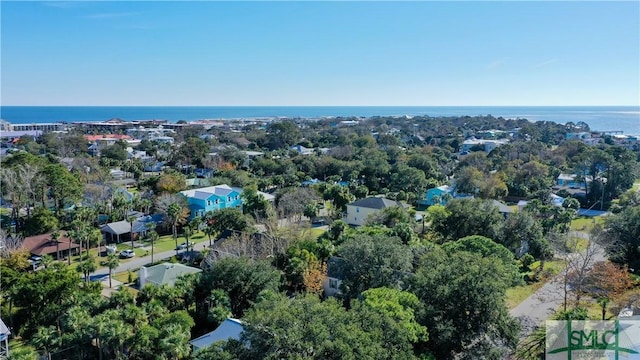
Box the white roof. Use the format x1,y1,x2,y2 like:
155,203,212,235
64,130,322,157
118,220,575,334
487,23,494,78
190,318,243,350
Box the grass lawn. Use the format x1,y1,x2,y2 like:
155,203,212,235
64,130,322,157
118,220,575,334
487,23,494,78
310,227,326,239
633,181,640,192
506,259,565,309
570,216,604,232
113,270,138,284
566,237,589,252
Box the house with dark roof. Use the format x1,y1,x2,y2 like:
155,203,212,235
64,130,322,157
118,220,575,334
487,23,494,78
322,256,345,297
491,200,516,218
22,231,81,260
345,197,402,226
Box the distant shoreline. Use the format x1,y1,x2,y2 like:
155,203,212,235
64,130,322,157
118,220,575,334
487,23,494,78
1,105,639,133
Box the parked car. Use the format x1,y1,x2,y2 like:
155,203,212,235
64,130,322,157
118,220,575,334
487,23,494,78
28,255,42,268
119,249,135,258
176,241,194,250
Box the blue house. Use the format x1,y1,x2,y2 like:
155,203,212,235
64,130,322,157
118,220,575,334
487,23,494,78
418,185,474,207
419,185,454,206
179,185,243,219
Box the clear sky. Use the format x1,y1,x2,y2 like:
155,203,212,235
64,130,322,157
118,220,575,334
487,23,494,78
1,1,639,106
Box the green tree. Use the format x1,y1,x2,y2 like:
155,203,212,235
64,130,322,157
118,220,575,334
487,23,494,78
23,207,59,236
335,234,412,301
359,287,428,344
166,203,188,256
105,253,120,288
239,294,421,360
410,247,519,358
430,198,503,242
196,258,281,317
205,208,250,234
599,205,640,270
442,235,522,286
77,256,97,283
42,163,83,213
31,325,60,360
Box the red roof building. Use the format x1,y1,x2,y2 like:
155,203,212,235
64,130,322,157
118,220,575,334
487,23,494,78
22,231,81,259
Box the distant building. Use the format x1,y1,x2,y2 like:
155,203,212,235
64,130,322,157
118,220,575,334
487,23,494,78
345,197,402,226
460,138,508,153
289,144,315,155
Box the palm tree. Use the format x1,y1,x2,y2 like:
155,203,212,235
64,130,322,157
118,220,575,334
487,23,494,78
187,217,202,252
144,222,158,263
86,228,102,258
183,226,192,254
203,211,217,248
105,253,120,288
167,203,183,257
158,324,191,360
31,325,60,360
127,215,137,250
51,230,61,261
77,257,97,283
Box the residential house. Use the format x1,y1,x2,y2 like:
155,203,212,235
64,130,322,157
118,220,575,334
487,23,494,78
179,185,243,219
345,197,402,226
556,173,592,188
0,318,9,358
138,262,202,288
100,217,150,244
420,185,454,206
180,184,275,219
418,185,474,207
460,138,508,153
491,200,515,218
190,318,244,352
289,144,315,155
22,231,80,260
322,256,345,297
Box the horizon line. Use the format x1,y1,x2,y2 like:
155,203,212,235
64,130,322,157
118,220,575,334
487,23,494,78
2,104,639,107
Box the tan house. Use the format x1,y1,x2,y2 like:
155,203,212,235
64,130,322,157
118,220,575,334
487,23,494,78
344,197,402,226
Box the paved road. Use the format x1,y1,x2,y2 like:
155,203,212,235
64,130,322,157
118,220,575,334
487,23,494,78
91,241,212,278
509,233,607,336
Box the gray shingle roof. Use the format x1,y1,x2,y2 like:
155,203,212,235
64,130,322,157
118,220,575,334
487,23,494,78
348,197,399,210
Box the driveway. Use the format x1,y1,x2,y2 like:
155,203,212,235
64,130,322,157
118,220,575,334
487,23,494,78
509,234,607,336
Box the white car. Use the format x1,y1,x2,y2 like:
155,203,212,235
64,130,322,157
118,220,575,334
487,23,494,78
119,249,135,258
176,241,194,250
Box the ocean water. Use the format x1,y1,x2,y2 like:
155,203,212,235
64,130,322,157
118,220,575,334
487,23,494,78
1,106,639,134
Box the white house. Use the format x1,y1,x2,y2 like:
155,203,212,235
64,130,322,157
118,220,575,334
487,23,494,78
322,257,345,297
345,197,402,226
460,138,508,153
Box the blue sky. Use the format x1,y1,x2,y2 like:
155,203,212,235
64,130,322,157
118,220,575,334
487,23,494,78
1,1,638,106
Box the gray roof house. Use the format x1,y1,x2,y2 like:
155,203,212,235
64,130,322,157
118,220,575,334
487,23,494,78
345,197,402,226
138,263,202,288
